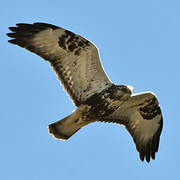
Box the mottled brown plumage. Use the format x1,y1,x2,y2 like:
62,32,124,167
7,22,163,162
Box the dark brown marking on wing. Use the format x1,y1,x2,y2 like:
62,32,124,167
57,29,90,56
58,35,67,50
139,98,161,120
68,43,77,51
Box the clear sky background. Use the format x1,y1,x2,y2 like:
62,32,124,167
1,0,179,179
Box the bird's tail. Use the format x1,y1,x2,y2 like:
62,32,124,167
48,110,89,140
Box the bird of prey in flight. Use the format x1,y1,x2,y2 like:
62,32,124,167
7,22,163,162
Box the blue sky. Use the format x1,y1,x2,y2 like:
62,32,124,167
1,0,180,179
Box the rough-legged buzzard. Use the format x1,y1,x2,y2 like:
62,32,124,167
7,22,163,162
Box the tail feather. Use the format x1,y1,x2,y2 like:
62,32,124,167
48,110,89,140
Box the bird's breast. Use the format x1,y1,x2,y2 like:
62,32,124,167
82,86,129,119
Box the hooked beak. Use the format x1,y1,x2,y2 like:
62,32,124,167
127,85,134,94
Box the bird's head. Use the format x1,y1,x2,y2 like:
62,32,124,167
113,85,133,100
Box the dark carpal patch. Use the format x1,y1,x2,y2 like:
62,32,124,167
68,43,77,51
139,98,161,120
58,30,90,56
58,35,67,50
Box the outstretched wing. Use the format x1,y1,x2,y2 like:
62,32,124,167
101,92,163,162
7,23,112,106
